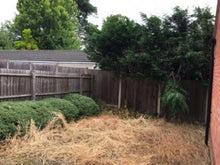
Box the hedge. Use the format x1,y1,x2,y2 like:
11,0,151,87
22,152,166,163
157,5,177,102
63,94,100,117
0,101,59,140
42,98,79,122
0,94,100,141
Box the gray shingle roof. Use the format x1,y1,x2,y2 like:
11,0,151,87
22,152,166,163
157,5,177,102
0,50,91,62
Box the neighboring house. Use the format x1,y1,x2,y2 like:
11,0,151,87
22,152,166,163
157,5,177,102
0,50,97,69
210,0,220,164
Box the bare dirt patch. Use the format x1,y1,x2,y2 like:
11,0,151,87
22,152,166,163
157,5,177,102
0,113,209,165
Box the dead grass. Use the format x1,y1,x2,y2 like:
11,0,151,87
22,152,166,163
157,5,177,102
0,112,209,165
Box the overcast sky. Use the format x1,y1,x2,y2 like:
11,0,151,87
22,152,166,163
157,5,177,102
0,0,218,27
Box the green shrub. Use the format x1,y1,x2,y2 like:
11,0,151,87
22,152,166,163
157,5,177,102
0,120,17,140
0,101,59,140
0,101,58,129
63,94,100,117
28,101,59,129
161,81,188,118
42,98,79,122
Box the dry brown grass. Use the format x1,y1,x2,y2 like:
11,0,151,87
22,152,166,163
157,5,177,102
0,112,209,165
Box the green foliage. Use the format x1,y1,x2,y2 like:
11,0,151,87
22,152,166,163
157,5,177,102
0,21,15,50
14,0,82,49
75,0,97,40
86,14,140,78
161,81,188,118
0,121,17,140
87,6,214,82
0,101,58,140
15,29,38,50
120,50,166,80
63,94,100,117
160,6,214,81
75,0,97,25
42,98,79,122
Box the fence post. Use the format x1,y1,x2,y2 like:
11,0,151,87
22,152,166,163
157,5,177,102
90,75,94,97
157,84,161,116
80,74,83,95
118,79,122,109
31,71,36,100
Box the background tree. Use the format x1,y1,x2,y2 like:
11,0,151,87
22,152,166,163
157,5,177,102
0,21,15,50
188,7,214,80
15,29,38,50
160,7,214,81
75,0,97,39
14,0,82,49
75,0,97,25
86,14,139,77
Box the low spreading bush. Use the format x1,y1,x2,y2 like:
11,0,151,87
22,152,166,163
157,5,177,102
63,94,100,117
0,101,59,140
42,98,79,122
0,94,100,141
0,120,17,140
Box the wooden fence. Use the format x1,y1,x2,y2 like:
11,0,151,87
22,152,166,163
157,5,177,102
89,70,208,122
0,68,92,101
0,60,209,122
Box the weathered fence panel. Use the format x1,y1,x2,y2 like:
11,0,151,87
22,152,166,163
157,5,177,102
89,70,208,121
89,70,159,115
89,70,119,105
183,81,208,122
0,69,92,101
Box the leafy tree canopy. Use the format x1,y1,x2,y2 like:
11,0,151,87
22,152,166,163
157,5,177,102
86,14,141,77
75,0,97,27
86,6,214,82
14,0,82,50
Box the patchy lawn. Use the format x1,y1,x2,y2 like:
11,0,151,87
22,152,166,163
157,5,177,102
0,112,209,165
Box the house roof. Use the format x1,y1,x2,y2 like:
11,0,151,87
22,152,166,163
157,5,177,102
0,50,91,62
